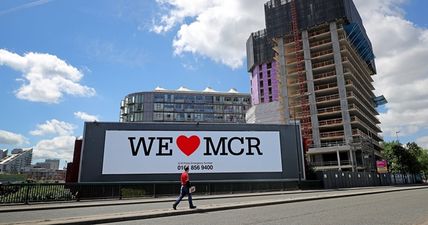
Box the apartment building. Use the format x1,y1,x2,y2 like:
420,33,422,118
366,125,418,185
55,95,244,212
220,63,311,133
120,87,251,123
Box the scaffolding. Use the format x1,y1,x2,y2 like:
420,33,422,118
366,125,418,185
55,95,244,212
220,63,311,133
290,0,312,146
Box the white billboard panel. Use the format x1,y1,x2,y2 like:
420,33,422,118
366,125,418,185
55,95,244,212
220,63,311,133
102,130,283,174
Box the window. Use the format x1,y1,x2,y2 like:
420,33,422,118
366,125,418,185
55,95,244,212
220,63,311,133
153,113,163,121
269,96,273,102
214,105,223,113
154,94,164,102
175,113,185,121
175,104,183,112
259,80,264,88
164,113,174,121
174,95,185,103
214,114,224,121
185,113,193,121
195,96,204,103
134,112,144,121
194,113,203,121
224,97,232,103
259,72,263,79
154,103,163,111
267,63,272,69
267,70,271,77
268,87,272,95
268,79,272,86
204,96,213,103
164,104,174,111
260,89,264,96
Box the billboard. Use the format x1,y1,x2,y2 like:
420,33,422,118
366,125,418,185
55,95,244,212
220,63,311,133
103,130,282,174
79,122,304,183
376,160,388,174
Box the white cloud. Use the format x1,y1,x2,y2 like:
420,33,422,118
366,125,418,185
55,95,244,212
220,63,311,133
154,0,428,142
33,136,75,162
0,49,96,103
352,0,428,139
74,111,99,122
416,136,428,149
30,119,76,136
153,0,265,69
0,130,28,145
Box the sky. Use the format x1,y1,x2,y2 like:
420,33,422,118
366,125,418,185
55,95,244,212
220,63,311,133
1,0,428,168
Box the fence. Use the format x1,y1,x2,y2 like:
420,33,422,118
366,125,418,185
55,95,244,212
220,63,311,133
319,171,424,189
0,180,322,205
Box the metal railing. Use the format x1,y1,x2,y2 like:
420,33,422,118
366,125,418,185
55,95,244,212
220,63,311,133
0,180,323,205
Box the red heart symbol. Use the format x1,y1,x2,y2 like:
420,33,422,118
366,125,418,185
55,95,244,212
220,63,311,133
176,135,200,156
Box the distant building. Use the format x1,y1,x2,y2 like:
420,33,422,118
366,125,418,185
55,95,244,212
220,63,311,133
21,159,63,181
0,148,33,173
0,149,7,160
45,159,60,170
120,87,251,123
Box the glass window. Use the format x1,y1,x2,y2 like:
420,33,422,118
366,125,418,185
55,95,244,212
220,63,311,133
164,103,174,111
214,114,224,121
185,95,195,103
164,113,174,121
154,103,163,111
204,113,214,121
174,95,185,103
268,79,272,86
154,94,164,102
184,104,194,112
259,72,263,79
134,112,144,121
204,96,213,103
214,96,222,103
175,113,185,121
136,103,143,111
259,80,264,88
224,96,232,104
195,96,204,103
153,113,163,121
204,105,214,113
194,104,204,112
194,113,203,121
185,113,193,121
175,104,183,112
214,105,223,113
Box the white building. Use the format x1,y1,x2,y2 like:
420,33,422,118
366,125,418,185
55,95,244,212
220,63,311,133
0,148,33,173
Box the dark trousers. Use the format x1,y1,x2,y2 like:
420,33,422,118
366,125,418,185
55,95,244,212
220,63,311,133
174,185,194,207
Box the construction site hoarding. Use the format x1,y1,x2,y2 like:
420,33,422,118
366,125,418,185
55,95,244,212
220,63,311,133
78,122,305,183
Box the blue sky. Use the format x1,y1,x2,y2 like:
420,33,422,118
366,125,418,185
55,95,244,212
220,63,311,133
1,0,428,167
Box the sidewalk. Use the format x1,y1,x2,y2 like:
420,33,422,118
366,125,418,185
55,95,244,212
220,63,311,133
1,185,427,225
0,188,329,213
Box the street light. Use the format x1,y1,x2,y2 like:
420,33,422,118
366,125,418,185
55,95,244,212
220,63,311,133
292,92,312,189
395,131,400,142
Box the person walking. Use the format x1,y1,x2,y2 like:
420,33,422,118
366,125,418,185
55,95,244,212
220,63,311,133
173,165,196,209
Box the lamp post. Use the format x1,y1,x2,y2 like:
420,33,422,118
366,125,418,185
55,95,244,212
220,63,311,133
292,92,312,189
395,131,400,142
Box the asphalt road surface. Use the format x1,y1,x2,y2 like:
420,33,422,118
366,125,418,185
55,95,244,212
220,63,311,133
108,188,428,225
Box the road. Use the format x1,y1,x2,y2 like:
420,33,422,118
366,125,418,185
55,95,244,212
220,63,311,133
109,188,428,225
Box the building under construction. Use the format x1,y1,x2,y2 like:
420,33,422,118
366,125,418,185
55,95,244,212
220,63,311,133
246,0,387,172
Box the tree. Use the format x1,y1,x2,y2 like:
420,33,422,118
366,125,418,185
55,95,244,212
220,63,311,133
382,141,428,175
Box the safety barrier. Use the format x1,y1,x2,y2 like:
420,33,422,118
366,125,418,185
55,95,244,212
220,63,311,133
319,171,424,189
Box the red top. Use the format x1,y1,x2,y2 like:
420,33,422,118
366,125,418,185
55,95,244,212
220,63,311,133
180,171,189,185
